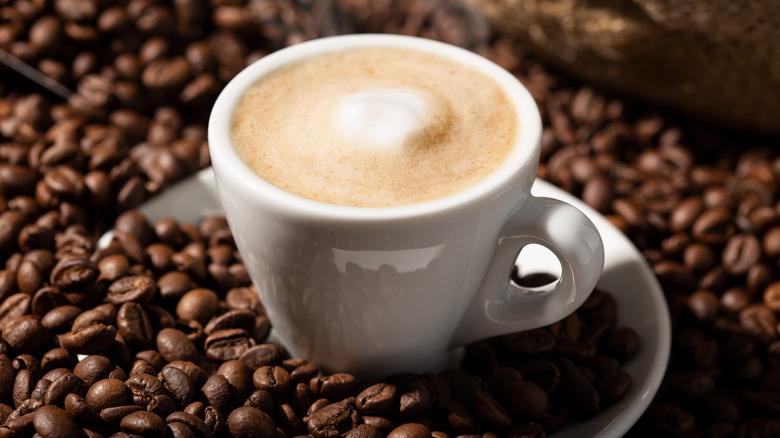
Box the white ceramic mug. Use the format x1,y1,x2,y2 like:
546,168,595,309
208,34,604,378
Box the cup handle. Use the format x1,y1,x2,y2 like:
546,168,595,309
450,195,604,347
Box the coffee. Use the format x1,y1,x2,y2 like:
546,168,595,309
230,47,519,207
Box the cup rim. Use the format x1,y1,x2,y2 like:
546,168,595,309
207,33,542,221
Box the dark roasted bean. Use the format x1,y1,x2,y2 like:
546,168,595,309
227,406,276,438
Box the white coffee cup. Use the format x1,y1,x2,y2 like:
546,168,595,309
208,34,604,378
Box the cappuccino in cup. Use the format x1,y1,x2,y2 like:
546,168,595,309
209,35,604,377
230,47,518,207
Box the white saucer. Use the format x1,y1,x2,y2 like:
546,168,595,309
131,167,671,438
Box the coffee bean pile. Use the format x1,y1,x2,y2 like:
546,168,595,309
0,0,777,437
0,206,637,437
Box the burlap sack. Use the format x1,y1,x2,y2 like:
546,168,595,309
469,0,780,136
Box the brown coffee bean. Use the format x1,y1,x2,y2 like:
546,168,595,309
69,308,110,333
157,271,194,301
387,423,431,438
239,343,286,370
204,309,255,335
108,275,157,305
470,390,513,429
58,323,117,355
126,373,165,407
310,373,357,401
500,328,556,356
13,368,34,407
739,304,777,342
99,404,145,425
253,365,290,397
692,208,735,245
32,405,80,438
556,357,600,416
85,378,131,412
216,360,254,402
120,410,166,437
166,411,213,437
225,287,262,313
176,288,218,324
399,377,436,418
496,379,549,422
305,399,359,438
49,257,98,291
722,233,761,276
73,355,112,388
345,424,383,438
687,290,721,321
201,373,231,413
356,383,399,415
30,287,68,317
45,372,86,406
227,406,277,438
764,281,780,311
0,294,31,332
156,328,202,364
159,366,195,407
204,328,255,362
2,315,48,354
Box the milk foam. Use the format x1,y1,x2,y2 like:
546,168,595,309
336,88,428,150
231,47,519,207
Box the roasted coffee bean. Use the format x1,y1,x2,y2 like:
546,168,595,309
115,302,154,348
120,410,166,437
71,306,115,331
500,328,556,356
470,390,513,429
227,406,276,438
201,373,231,413
399,377,436,418
204,328,254,362
159,366,195,407
13,369,34,407
73,355,112,387
356,383,399,415
166,411,212,438
557,357,600,417
148,394,177,419
2,315,48,354
45,372,86,406
64,392,100,424
108,275,156,304
305,399,359,438
0,294,32,332
156,328,202,364
239,343,286,370
176,288,218,324
100,404,145,425
387,423,432,438
126,373,165,406
203,309,255,335
310,373,357,401
0,354,14,397
49,256,98,290
216,359,254,402
496,379,549,423
446,401,479,434
275,403,306,436
85,378,131,412
245,389,275,415
41,305,81,334
253,365,291,397
58,323,117,355
604,326,640,362
32,405,80,438
163,361,208,390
